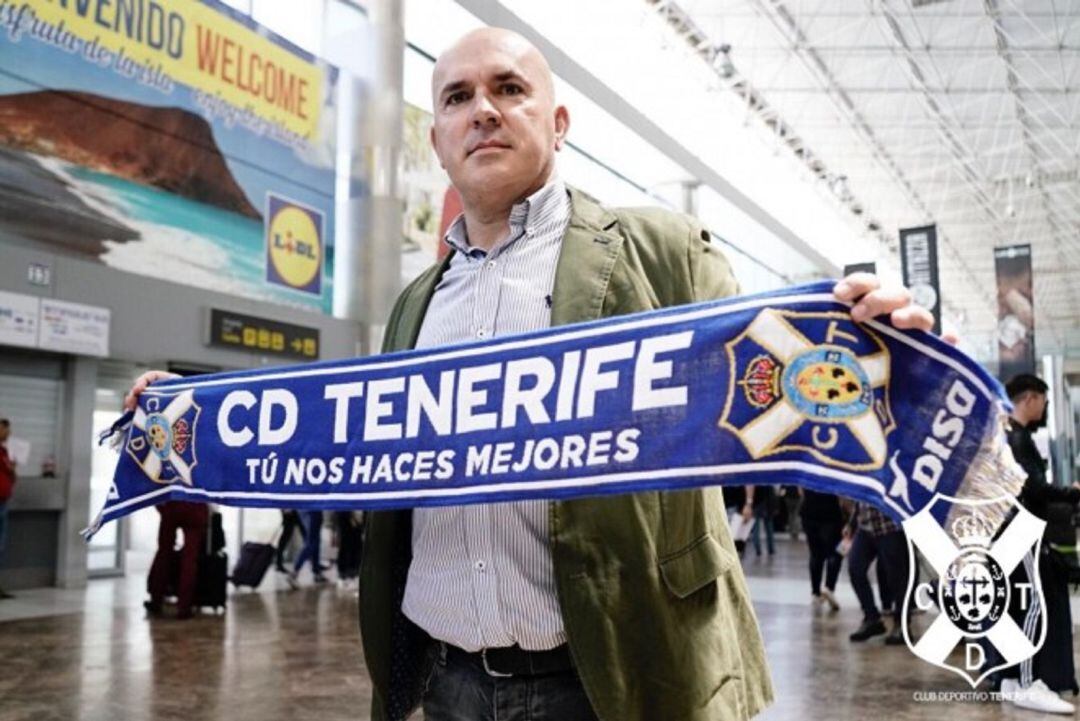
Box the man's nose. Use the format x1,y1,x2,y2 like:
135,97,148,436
469,91,500,127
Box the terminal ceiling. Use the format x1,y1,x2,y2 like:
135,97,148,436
490,0,1080,361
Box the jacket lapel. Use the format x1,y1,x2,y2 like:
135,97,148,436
550,188,624,327
392,252,454,352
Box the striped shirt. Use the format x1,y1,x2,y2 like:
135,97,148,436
401,178,571,652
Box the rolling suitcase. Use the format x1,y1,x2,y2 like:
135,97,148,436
196,512,228,613
230,541,275,589
197,550,228,612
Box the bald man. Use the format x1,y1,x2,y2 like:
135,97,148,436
356,27,933,721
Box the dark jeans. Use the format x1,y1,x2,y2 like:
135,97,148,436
750,505,775,556
848,528,908,622
335,512,362,580
293,510,323,573
804,519,842,595
423,646,598,721
276,510,302,568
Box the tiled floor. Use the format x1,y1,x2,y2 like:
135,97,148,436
1,541,1076,720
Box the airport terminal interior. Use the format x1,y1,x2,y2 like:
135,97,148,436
1,0,1079,719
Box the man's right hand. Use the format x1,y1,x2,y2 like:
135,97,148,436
123,371,180,411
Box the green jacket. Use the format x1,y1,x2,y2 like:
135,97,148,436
359,188,774,721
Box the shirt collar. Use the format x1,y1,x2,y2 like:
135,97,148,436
443,176,567,258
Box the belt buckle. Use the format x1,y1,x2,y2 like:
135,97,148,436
481,648,514,678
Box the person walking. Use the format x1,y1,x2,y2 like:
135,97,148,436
287,510,327,589
996,374,1079,714
846,503,908,645
750,485,777,558
275,509,302,573
800,489,844,611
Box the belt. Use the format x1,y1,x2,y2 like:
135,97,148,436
442,642,574,678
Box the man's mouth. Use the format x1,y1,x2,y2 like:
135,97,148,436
468,140,511,156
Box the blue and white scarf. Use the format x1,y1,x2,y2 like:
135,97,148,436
87,281,1023,538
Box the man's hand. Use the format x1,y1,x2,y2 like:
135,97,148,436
833,272,934,333
123,370,180,411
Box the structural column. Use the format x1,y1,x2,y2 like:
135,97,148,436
55,355,97,589
333,0,405,354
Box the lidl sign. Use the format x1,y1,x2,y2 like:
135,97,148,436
266,193,324,297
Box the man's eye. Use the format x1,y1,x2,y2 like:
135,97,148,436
446,91,469,106
501,83,523,95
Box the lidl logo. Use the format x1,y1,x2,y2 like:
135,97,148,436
266,193,324,296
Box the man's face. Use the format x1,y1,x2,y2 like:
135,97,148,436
1029,392,1049,428
430,32,568,202
0,424,8,442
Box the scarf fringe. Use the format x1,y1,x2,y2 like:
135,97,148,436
97,410,134,450
949,403,1027,537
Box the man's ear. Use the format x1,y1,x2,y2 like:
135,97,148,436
430,125,447,170
553,105,570,151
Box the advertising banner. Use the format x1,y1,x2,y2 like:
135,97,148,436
899,225,941,335
0,288,39,348
0,0,342,314
994,244,1035,380
39,297,111,356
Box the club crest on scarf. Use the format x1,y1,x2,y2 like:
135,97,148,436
902,496,1046,687
125,390,200,486
720,309,895,470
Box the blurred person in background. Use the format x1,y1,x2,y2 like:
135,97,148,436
0,418,16,600
288,510,328,589
750,485,777,558
276,509,303,573
845,503,908,645
996,374,1080,714
782,485,801,541
800,488,844,611
145,500,209,619
335,511,364,591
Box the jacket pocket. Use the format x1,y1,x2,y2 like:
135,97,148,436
658,532,738,599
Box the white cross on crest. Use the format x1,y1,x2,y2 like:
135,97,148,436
902,495,1046,687
720,309,894,471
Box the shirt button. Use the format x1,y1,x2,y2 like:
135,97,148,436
477,329,488,339
487,259,497,268
474,560,486,572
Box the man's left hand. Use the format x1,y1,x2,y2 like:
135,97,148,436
833,272,934,333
